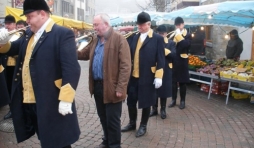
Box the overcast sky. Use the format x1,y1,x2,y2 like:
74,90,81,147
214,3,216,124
95,0,146,17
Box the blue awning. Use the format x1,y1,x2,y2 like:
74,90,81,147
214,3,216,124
157,1,254,28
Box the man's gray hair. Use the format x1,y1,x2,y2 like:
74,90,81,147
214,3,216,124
95,13,111,26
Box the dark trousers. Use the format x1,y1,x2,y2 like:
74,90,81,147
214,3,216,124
23,104,40,139
6,66,14,109
94,80,122,148
6,66,15,94
172,81,186,101
153,97,167,108
23,104,72,148
127,77,150,125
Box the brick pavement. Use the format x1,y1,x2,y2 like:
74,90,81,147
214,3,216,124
0,61,254,148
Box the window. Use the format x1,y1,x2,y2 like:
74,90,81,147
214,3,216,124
77,8,84,21
62,1,74,15
85,0,89,11
54,1,58,13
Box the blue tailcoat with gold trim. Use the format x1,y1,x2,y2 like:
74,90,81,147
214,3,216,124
127,31,165,108
172,30,191,83
157,39,176,98
1,22,81,148
0,55,10,107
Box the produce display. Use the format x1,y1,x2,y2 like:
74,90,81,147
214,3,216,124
188,55,207,68
220,60,254,82
190,57,254,82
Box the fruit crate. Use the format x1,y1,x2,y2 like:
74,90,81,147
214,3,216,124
221,73,232,79
249,76,254,82
237,75,249,81
231,90,251,99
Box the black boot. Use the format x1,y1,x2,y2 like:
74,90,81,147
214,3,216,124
168,99,176,108
136,107,150,137
160,98,167,119
169,81,178,108
136,124,147,137
121,107,137,132
150,98,158,117
179,101,185,109
149,106,158,117
179,83,186,109
4,110,12,120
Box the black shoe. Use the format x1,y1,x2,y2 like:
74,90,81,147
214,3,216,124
160,108,166,119
95,142,108,148
179,101,185,109
135,124,147,137
4,110,12,120
149,108,158,117
168,100,176,108
121,121,136,132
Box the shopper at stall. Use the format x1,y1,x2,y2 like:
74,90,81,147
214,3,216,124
168,17,191,109
226,29,243,60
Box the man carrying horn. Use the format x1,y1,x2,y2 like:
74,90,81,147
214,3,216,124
0,0,80,147
168,17,191,109
121,12,165,137
150,25,176,119
0,14,17,120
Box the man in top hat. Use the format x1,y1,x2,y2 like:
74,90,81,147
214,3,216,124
0,14,17,120
121,12,165,137
0,0,80,147
226,29,243,60
168,17,191,109
149,25,176,119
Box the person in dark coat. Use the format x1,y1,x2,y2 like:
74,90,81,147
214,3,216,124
168,17,191,109
150,25,175,119
1,14,17,120
121,12,165,137
0,0,80,147
0,56,10,107
226,29,243,60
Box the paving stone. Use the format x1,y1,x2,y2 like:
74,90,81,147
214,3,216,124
0,61,254,148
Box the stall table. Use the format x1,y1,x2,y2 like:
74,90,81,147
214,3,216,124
220,77,254,104
189,71,219,100
189,71,254,105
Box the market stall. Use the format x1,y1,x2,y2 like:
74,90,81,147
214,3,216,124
189,55,254,104
5,6,93,30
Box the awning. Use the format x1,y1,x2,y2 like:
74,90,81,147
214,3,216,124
110,11,164,26
5,6,93,29
157,1,254,28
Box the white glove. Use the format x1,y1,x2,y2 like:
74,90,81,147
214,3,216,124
0,29,11,44
59,101,73,116
175,28,181,35
153,78,162,89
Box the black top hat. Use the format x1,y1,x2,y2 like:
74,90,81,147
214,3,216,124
4,15,16,23
174,17,184,25
157,25,167,33
136,12,151,24
21,0,50,16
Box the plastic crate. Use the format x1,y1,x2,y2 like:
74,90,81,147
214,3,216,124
231,90,250,99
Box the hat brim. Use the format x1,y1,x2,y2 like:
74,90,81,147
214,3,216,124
4,21,15,24
136,21,148,25
20,10,36,16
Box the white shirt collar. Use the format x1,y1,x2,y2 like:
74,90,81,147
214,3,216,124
34,18,52,41
140,29,150,42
